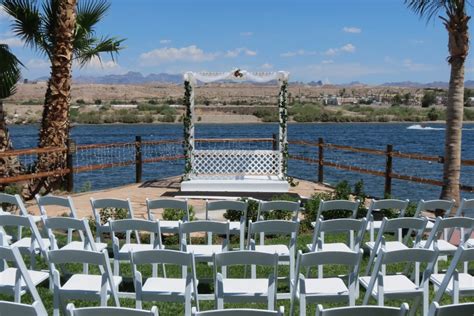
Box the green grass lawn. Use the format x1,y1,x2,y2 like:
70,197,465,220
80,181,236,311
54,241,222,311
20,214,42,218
3,230,473,315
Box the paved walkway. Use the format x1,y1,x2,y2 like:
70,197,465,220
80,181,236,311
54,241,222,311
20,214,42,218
24,176,333,220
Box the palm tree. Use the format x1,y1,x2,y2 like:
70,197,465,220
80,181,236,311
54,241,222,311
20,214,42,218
405,0,470,206
0,44,23,182
2,0,124,194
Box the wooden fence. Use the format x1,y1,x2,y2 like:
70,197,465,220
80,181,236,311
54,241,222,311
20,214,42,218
1,136,473,196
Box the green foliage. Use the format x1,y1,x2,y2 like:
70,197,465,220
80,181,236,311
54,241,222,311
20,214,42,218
427,107,439,121
253,108,278,122
0,44,23,99
422,90,437,108
162,205,195,221
76,99,86,105
158,114,176,123
334,180,351,199
223,198,259,223
94,99,102,105
263,194,299,221
78,181,92,193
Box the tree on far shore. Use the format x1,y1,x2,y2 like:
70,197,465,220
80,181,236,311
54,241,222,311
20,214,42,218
405,0,470,207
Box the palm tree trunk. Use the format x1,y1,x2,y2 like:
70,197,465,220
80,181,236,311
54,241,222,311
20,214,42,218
440,57,464,204
0,100,22,185
29,0,77,196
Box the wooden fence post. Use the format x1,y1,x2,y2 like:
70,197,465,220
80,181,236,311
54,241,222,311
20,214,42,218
66,138,75,192
318,137,324,183
272,133,278,151
384,144,393,197
135,136,142,183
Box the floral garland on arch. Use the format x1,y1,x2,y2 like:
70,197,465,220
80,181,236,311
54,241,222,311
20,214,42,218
278,79,289,178
183,80,193,179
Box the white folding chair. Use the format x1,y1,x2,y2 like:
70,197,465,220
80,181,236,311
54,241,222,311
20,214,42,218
206,200,248,250
431,245,474,304
247,219,299,288
365,199,410,242
316,303,409,316
180,220,230,263
36,194,80,243
0,193,40,241
428,302,474,316
307,217,367,253
192,306,284,316
90,198,135,242
413,199,455,231
110,218,163,276
131,249,199,316
0,214,50,269
291,250,363,316
257,200,301,221
365,217,427,275
457,199,474,247
360,248,438,316
214,250,278,310
419,217,474,272
311,200,360,227
48,249,121,316
0,245,47,314
147,198,189,234
0,301,46,316
66,303,159,316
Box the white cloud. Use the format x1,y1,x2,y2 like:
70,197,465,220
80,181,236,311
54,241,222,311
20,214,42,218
160,39,171,44
26,59,50,69
261,63,273,69
324,43,356,56
321,60,334,64
225,47,257,58
0,37,23,47
240,32,253,36
402,58,434,71
343,27,362,34
139,45,218,65
280,49,317,57
82,56,120,70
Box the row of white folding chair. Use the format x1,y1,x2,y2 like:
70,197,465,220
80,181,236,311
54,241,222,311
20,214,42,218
192,306,285,315
316,303,409,316
428,302,474,316
67,304,159,316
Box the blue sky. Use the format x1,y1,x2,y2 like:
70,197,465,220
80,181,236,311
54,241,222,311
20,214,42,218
1,0,473,84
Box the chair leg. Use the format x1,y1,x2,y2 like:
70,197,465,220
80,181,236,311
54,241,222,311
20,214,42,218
185,293,192,316
409,296,421,316
114,259,119,276
53,291,60,316
217,295,224,310
299,294,306,316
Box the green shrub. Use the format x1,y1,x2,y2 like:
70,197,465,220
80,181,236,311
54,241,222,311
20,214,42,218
94,99,102,105
427,107,439,121
159,114,176,122
224,198,259,223
162,205,195,221
89,207,128,234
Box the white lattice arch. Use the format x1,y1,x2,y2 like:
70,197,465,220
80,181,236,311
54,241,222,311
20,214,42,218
181,69,290,192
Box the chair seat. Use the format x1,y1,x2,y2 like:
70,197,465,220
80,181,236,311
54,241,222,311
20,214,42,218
222,278,269,295
142,277,194,294
0,268,48,288
368,221,383,230
303,277,349,296
466,239,474,247
365,241,408,252
186,245,223,258
12,237,50,250
119,243,155,254
62,274,122,292
425,220,435,230
159,220,179,232
419,240,457,253
255,245,290,256
430,273,474,293
359,275,421,296
229,221,241,233
60,241,107,252
31,215,42,223
306,243,352,252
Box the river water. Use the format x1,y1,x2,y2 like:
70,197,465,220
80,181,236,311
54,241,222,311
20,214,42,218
8,123,474,206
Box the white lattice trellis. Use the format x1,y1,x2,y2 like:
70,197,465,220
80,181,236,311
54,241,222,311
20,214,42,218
192,150,280,176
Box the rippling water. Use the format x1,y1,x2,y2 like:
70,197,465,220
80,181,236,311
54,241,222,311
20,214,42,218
8,123,474,206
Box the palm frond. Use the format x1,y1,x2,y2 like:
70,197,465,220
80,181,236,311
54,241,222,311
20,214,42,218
404,0,446,21
0,44,23,99
74,36,125,67
76,0,110,33
39,0,58,56
1,0,44,51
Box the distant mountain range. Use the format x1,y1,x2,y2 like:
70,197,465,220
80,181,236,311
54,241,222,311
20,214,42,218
35,71,474,88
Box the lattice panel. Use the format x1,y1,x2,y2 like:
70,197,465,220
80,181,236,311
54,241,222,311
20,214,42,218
192,150,280,175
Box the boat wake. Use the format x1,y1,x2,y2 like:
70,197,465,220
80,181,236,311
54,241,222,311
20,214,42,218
407,124,474,131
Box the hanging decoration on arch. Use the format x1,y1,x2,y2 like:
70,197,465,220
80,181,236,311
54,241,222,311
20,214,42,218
182,69,290,182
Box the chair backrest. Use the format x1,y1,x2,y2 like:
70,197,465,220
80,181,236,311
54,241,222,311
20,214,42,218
43,217,93,250
415,199,455,218
0,246,47,315
424,217,474,248
214,250,278,268
297,249,363,280
206,200,247,221
316,303,409,316
456,198,474,217
247,219,299,247
0,214,47,252
428,302,474,316
311,217,367,251
257,200,301,220
146,198,189,221
317,200,360,219
191,307,284,316
90,198,134,224
375,217,427,246
0,193,28,216
35,194,78,218
66,303,159,316
0,301,46,316
367,199,410,219
109,218,162,248
179,220,230,246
